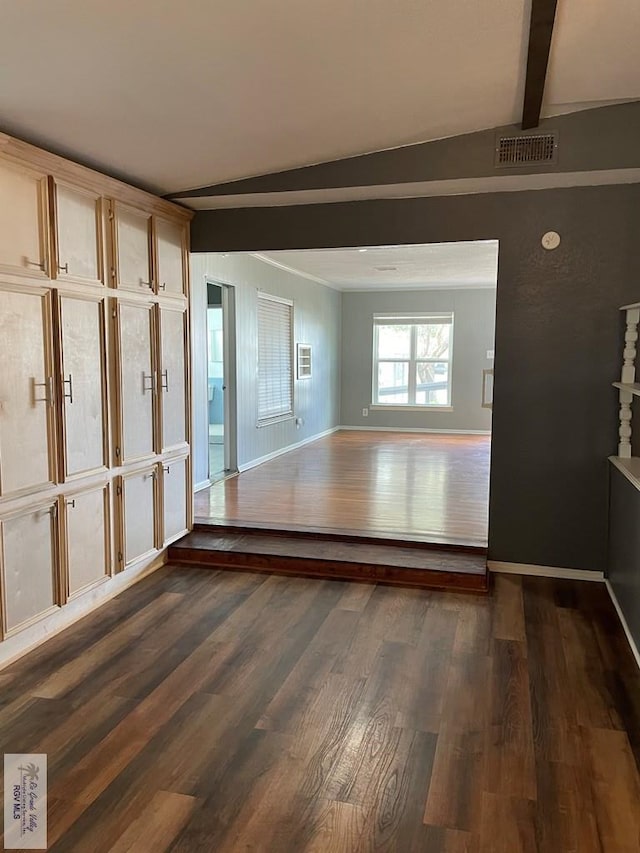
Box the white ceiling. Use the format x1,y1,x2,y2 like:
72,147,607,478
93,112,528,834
0,1,638,195
257,241,500,291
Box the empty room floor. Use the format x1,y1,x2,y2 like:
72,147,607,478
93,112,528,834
1,566,639,851
195,431,491,547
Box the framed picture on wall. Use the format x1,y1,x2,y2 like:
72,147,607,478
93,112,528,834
297,343,312,379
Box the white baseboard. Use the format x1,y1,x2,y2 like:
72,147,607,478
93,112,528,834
488,560,604,582
605,579,640,672
0,549,167,671
194,479,211,493
338,425,492,435
238,426,340,472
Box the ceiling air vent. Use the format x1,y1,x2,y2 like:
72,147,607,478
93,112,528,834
495,132,558,167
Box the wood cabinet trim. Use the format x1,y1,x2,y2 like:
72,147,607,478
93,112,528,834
0,135,192,223
49,177,106,288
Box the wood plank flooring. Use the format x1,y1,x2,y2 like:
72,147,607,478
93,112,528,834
195,431,491,547
1,565,639,851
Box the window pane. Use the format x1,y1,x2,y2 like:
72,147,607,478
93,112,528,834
416,323,451,359
416,362,449,405
377,361,408,404
377,325,410,359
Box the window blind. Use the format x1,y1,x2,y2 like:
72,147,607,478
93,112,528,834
257,294,293,422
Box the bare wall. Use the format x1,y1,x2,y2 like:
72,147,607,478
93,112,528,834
190,253,341,485
191,184,640,573
341,287,496,431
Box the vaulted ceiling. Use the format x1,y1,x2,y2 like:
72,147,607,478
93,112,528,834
0,0,638,195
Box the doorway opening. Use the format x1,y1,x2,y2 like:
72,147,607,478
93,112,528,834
206,281,237,483
193,241,497,550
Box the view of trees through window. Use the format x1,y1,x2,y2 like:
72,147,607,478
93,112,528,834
373,316,452,406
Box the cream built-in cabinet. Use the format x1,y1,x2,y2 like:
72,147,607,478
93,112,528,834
159,306,188,452
162,457,188,545
64,485,110,598
58,294,108,478
0,160,50,280
121,468,157,568
0,286,56,498
52,180,104,286
0,134,192,651
115,301,157,464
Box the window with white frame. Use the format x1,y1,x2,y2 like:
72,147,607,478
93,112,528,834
372,313,453,407
257,293,294,423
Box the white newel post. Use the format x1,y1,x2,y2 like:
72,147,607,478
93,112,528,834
619,306,639,458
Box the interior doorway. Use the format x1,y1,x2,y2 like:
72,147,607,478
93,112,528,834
193,241,497,548
206,281,237,482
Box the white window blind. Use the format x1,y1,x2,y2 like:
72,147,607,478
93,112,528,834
257,293,293,422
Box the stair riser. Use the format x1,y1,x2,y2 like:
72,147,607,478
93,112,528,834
168,548,489,594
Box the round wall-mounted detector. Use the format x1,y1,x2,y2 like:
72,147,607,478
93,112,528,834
541,231,561,250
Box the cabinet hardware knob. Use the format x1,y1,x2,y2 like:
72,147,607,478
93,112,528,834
67,498,76,508
159,282,166,291
160,369,169,392
139,279,152,288
163,465,170,473
58,262,69,274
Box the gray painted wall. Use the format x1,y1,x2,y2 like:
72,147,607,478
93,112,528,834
341,288,496,431
179,102,640,200
608,466,640,651
190,183,640,573
190,253,341,485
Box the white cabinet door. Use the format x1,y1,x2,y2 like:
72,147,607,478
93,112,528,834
54,181,103,285
1,502,58,634
60,295,107,478
159,307,187,452
114,203,153,292
117,302,155,463
0,287,55,497
0,160,49,279
156,217,186,298
122,469,156,567
162,458,187,544
65,486,109,597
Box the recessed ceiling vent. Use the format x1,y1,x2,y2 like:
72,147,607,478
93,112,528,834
495,132,557,167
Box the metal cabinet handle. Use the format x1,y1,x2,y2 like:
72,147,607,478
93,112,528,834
160,369,169,392
158,282,166,291
25,258,45,270
66,498,76,508
58,262,69,274
33,376,54,407
139,278,152,289
142,371,156,393
163,465,170,473
63,373,73,403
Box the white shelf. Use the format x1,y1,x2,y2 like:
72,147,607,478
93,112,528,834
609,456,640,492
613,381,640,397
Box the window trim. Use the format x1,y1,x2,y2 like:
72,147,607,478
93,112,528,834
256,291,294,426
371,312,454,408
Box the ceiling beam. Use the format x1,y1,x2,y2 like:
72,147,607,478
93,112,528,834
521,0,559,129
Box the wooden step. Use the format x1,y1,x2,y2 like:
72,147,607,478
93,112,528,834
168,529,489,593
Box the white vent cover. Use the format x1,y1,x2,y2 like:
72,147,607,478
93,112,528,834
495,132,557,167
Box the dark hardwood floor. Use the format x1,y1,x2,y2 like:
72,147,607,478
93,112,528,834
195,431,491,547
1,565,639,851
